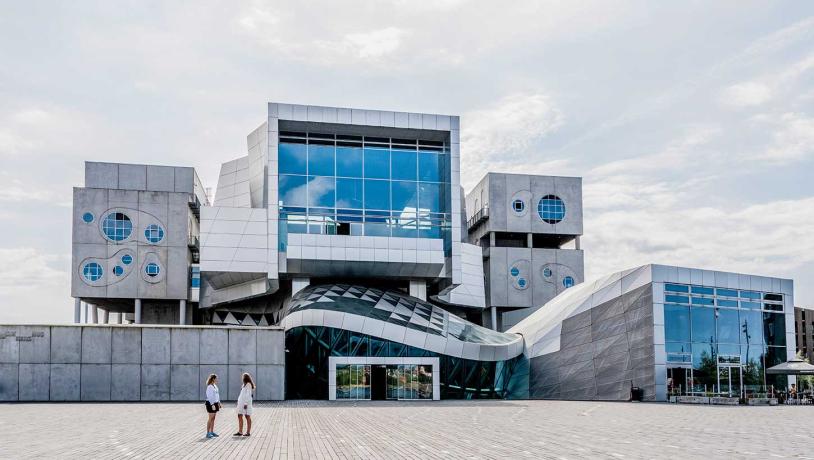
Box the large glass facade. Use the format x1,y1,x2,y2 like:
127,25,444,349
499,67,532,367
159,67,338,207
286,326,523,400
663,283,788,397
278,132,451,240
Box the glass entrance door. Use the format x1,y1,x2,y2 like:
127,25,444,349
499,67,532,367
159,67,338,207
717,364,742,397
383,364,433,400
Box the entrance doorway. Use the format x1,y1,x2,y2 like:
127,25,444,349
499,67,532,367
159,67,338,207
371,365,387,400
718,364,742,397
329,357,439,401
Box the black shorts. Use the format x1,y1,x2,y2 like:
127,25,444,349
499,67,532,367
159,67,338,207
205,401,220,413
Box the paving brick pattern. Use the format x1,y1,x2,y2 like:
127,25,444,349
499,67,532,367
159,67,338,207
0,400,812,459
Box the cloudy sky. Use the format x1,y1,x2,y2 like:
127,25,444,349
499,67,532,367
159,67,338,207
1,1,813,323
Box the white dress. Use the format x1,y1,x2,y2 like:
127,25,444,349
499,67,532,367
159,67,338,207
237,383,253,416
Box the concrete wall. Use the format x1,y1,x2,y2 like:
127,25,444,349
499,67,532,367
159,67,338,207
528,285,656,401
0,325,284,402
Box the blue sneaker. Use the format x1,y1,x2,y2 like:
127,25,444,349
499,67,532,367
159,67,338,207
212,432,219,437
206,432,214,439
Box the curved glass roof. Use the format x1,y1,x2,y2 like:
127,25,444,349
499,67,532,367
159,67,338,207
288,284,519,346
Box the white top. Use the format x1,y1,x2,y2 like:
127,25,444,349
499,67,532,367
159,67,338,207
206,384,220,404
237,383,253,406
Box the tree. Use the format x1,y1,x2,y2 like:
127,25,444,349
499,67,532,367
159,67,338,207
795,351,813,391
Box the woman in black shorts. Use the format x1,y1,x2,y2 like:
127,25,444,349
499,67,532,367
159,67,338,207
204,374,221,438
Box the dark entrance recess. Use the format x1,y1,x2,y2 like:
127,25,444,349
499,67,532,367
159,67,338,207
372,365,387,400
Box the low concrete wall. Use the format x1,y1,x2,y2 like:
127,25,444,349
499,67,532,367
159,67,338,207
0,325,285,402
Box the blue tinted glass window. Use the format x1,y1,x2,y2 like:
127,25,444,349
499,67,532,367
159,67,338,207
102,212,132,241
364,148,389,179
82,262,103,281
717,309,740,344
510,267,520,277
563,276,575,288
113,265,124,276
121,254,133,265
691,286,714,295
741,301,762,310
740,310,763,345
418,151,444,182
279,142,307,174
391,149,417,181
664,304,690,342
537,195,565,224
308,143,335,176
665,294,689,304
82,212,94,223
144,224,164,243
717,299,738,308
145,263,160,277
191,277,200,288
364,180,390,210
418,182,444,213
664,283,689,293
391,212,417,238
691,306,716,343
336,178,363,209
691,297,714,306
336,146,363,177
391,181,418,212
518,278,527,287
740,291,761,300
543,267,552,278
279,175,308,207
763,312,786,346
716,288,738,297
307,176,335,207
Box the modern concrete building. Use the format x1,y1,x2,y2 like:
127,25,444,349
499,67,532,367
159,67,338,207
794,307,814,363
72,162,207,326
511,264,795,401
466,173,584,332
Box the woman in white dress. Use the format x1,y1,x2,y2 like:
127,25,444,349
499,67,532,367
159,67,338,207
234,373,255,437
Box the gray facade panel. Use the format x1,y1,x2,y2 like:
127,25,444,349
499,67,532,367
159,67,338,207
0,364,18,401
170,364,199,400
18,363,50,401
141,328,171,364
200,329,229,364
111,364,141,400
51,327,82,363
50,364,81,401
17,326,51,364
81,327,112,363
171,328,200,364
112,328,141,363
81,364,112,401
141,364,171,400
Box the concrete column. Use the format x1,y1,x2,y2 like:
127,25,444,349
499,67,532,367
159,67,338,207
91,305,98,324
527,233,533,248
292,277,310,297
179,300,187,325
409,280,427,301
491,306,498,331
489,232,496,247
134,299,142,324
102,309,110,324
117,312,123,324
84,302,89,324
575,236,581,250
74,298,81,324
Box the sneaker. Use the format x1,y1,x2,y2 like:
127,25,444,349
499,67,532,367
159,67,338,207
212,432,219,437
206,432,214,439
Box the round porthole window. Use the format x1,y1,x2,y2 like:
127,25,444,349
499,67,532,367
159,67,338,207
510,267,520,277
82,212,94,223
113,265,124,276
543,267,552,278
121,254,133,265
512,199,525,214
102,212,133,241
145,263,160,277
144,224,165,244
537,195,565,224
82,262,103,282
563,276,575,288
518,278,527,288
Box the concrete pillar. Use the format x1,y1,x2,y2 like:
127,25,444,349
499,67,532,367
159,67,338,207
91,305,98,324
292,277,310,297
179,300,187,325
489,232,496,247
74,298,81,324
135,299,142,324
117,312,123,324
575,236,581,250
491,306,498,331
102,309,109,324
527,233,533,248
409,280,427,301
84,302,89,324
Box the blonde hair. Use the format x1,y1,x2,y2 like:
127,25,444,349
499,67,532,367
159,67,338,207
206,374,218,386
242,372,255,389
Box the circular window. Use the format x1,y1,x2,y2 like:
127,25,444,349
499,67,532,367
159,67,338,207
145,263,160,277
537,195,565,224
543,267,552,278
102,212,133,241
82,262,103,281
563,276,575,288
518,278,527,288
113,265,124,276
82,212,94,223
510,267,520,277
512,199,525,214
144,224,165,243
121,254,133,265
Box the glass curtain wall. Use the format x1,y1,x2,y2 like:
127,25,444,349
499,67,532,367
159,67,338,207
663,283,787,397
278,131,452,240
286,326,522,400
336,364,371,400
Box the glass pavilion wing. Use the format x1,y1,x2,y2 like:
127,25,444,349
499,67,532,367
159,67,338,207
287,284,519,345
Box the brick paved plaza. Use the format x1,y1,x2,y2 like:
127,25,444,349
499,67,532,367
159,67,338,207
0,400,812,459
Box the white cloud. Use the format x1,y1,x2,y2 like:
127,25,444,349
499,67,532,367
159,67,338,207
461,93,566,189
720,81,772,107
341,27,407,59
754,112,814,163
0,248,71,324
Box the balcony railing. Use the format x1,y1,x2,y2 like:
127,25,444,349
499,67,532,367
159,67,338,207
467,206,489,232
